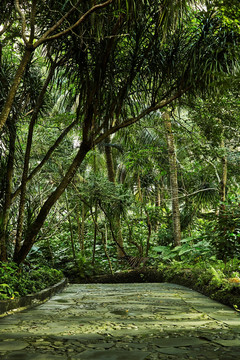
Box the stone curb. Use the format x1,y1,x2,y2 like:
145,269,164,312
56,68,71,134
0,277,68,316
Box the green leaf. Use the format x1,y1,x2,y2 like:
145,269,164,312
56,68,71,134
152,246,169,252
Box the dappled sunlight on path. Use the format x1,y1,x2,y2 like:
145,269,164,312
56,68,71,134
0,283,240,359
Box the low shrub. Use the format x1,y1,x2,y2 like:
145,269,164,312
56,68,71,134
0,262,63,300
157,260,240,309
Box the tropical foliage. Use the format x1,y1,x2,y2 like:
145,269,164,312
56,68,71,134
0,0,240,297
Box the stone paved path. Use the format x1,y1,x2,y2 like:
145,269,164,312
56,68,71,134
0,283,240,359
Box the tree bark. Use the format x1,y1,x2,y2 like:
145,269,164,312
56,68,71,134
0,48,32,132
155,182,162,208
0,118,16,261
220,138,227,203
145,208,152,256
163,111,181,247
104,138,115,182
65,190,76,261
14,64,55,257
104,136,125,258
77,202,85,253
13,140,91,264
92,201,98,265
12,118,78,201
137,174,143,203
102,225,113,275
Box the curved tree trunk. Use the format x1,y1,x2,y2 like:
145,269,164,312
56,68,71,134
0,118,16,261
0,49,33,132
163,111,181,247
12,118,78,201
14,64,55,258
13,140,91,265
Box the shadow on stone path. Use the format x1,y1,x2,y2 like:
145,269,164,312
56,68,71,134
0,283,240,359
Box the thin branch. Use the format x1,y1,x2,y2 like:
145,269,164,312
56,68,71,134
0,19,13,36
35,0,81,45
11,118,78,201
166,187,218,202
94,87,191,146
205,159,221,183
39,204,77,241
34,0,113,48
14,0,28,44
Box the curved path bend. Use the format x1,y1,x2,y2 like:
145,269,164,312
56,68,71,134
0,283,240,359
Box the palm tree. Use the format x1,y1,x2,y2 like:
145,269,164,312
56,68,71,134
0,0,113,133
1,0,239,264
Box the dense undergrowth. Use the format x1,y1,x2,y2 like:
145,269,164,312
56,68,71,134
156,260,240,309
82,259,240,309
0,262,63,300
1,256,240,311
1,210,239,308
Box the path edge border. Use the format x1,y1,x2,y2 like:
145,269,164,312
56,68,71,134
0,277,68,317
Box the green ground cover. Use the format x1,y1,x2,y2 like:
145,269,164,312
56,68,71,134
0,262,63,300
156,260,240,310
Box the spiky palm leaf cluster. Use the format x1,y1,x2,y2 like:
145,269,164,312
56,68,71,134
41,1,239,140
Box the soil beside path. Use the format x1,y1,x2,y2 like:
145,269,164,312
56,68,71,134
0,282,240,359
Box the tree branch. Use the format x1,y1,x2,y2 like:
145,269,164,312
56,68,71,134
14,0,28,44
167,188,218,201
94,87,191,146
11,118,78,201
34,0,113,47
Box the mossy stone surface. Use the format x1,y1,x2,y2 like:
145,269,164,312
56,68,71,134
1,283,240,359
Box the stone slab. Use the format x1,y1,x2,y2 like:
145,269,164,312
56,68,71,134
151,336,208,347
72,350,150,359
212,339,240,347
0,340,28,351
1,283,240,359
3,352,66,360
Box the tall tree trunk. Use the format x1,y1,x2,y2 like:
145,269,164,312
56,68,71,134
90,205,113,274
105,138,115,182
65,190,76,261
14,64,55,257
154,183,161,232
137,173,143,203
13,140,91,264
104,136,125,258
92,201,98,265
102,224,113,275
155,183,161,207
0,48,33,132
163,111,181,247
0,118,16,261
92,148,98,264
145,208,152,256
220,138,227,203
77,202,85,253
12,118,78,201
